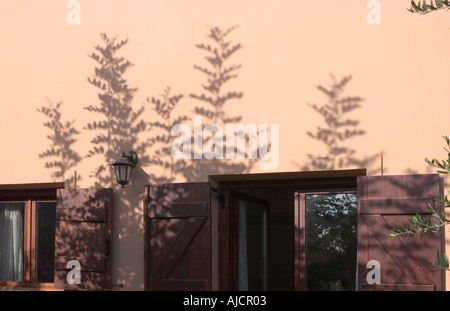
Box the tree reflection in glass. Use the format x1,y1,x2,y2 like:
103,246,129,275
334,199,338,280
305,193,357,291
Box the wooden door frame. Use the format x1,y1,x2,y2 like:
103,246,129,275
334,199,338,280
210,168,364,291
226,190,270,290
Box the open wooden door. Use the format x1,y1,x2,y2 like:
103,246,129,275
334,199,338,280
358,174,444,291
144,182,212,291
53,188,113,291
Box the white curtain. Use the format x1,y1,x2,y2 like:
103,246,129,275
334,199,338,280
0,203,24,282
238,199,248,291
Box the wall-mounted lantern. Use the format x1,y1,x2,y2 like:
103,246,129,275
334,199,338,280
111,151,138,188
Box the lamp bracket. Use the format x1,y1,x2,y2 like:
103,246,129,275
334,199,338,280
127,151,139,166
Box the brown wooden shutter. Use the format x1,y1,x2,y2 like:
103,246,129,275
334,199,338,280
54,188,113,290
358,175,443,291
144,182,212,291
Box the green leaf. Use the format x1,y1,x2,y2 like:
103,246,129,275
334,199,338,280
410,0,450,12
411,1,421,12
434,250,449,269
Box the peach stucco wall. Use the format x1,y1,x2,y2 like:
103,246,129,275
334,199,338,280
1,0,449,290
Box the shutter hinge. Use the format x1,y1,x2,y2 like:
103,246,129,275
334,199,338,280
211,187,225,205
104,237,110,257
146,184,151,204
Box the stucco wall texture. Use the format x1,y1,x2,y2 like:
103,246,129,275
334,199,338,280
1,0,449,290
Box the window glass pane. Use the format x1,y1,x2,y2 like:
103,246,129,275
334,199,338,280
305,193,357,291
36,202,56,283
0,203,24,282
239,198,267,291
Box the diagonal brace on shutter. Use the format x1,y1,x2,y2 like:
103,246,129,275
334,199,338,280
361,214,434,285
64,220,108,259
150,216,207,279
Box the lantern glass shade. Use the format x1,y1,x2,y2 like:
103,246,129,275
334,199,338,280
114,163,132,187
112,151,138,188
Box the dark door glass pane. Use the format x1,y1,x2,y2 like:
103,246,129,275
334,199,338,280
305,193,357,291
239,198,268,291
36,202,56,283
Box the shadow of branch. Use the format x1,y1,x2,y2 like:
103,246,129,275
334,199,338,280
37,97,82,188
297,74,379,173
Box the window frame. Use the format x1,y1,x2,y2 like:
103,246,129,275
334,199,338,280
0,182,64,290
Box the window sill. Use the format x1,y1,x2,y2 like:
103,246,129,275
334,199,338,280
0,281,63,291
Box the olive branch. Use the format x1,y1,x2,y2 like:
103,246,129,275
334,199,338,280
408,0,450,14
390,136,450,270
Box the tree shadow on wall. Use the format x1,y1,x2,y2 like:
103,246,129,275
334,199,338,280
147,25,261,182
145,86,187,184
38,28,257,288
84,33,150,189
296,74,380,174
38,33,153,289
37,97,82,189
39,27,260,187
185,25,260,180
83,33,155,289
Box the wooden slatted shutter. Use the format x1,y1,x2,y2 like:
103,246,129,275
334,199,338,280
144,182,212,291
358,175,443,291
54,188,113,290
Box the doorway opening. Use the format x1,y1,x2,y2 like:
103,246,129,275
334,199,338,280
213,169,363,291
